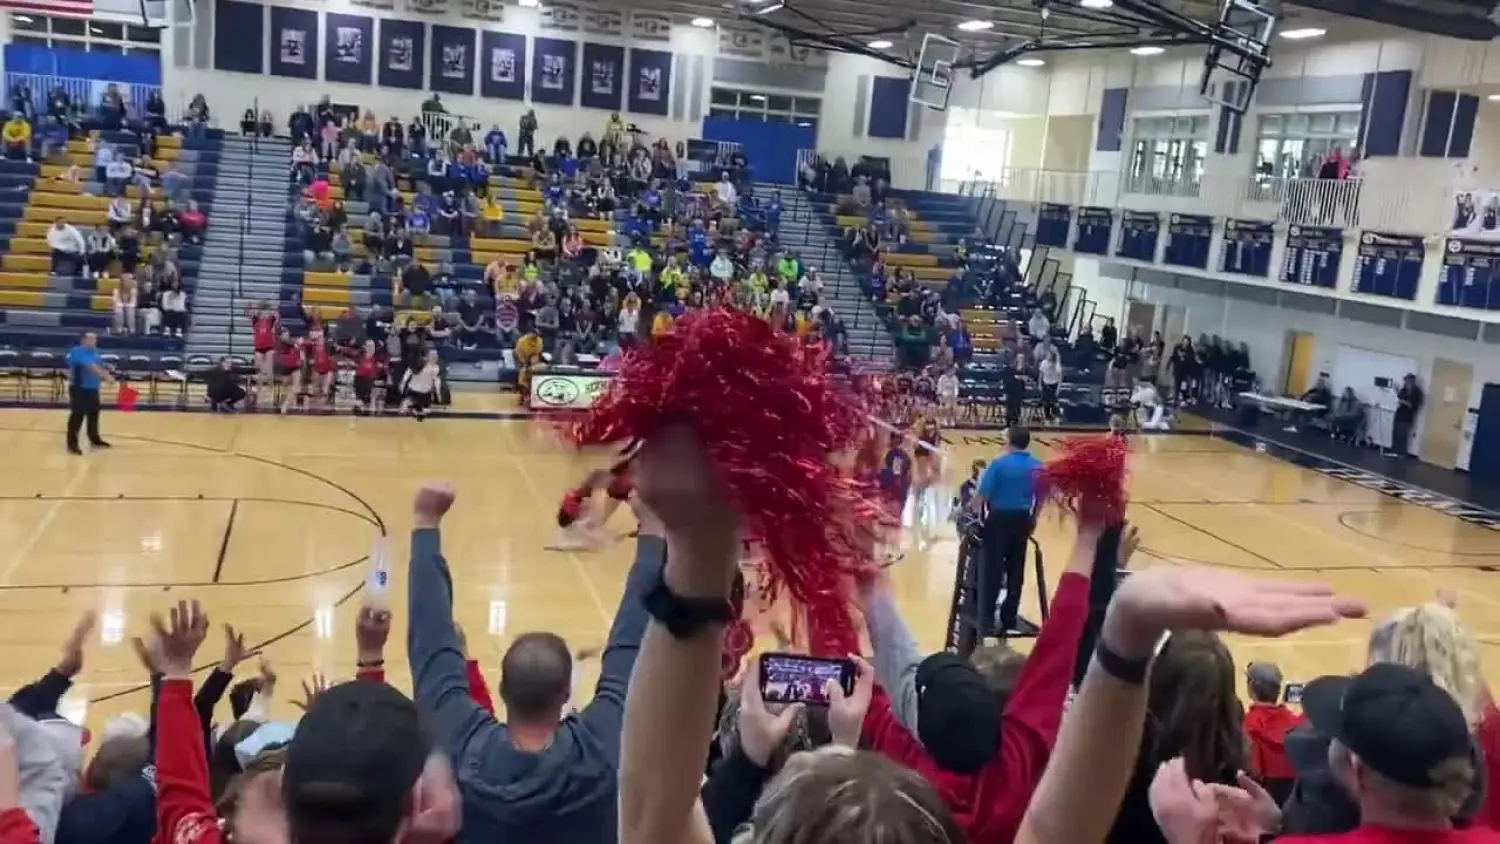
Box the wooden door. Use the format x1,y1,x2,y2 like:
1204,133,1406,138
1282,330,1316,396
1420,358,1473,469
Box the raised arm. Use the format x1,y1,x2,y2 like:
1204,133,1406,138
857,573,924,734
405,485,502,768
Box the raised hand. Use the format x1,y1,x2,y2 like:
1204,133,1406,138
149,600,211,678
356,606,392,663
1148,758,1219,844
1102,566,1368,660
129,636,163,675
826,656,874,748
737,656,803,768
256,655,277,694
1120,524,1141,568
414,483,456,529
293,673,330,712
56,611,98,678
634,424,740,586
219,623,252,673
1205,772,1283,843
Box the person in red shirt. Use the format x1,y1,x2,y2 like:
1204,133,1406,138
1272,664,1500,844
352,339,385,414
307,335,335,410
273,330,302,414
1243,660,1305,805
248,302,278,400
858,518,1096,844
548,469,612,550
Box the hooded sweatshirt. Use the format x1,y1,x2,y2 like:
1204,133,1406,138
1244,702,1304,782
408,527,664,844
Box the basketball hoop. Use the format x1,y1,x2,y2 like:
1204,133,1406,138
912,34,961,111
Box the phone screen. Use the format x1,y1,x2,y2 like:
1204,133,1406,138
1284,682,1304,705
759,653,854,706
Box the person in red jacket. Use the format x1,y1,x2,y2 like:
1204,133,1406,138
859,518,1100,844
1243,660,1304,805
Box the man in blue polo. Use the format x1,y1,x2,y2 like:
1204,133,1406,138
970,425,1042,639
65,331,113,455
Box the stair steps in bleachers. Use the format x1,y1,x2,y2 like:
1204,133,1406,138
756,182,895,367
186,135,295,357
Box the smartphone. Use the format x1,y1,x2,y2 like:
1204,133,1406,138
1283,682,1305,705
758,653,855,706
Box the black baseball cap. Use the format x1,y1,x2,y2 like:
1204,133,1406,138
1300,663,1472,788
916,653,1000,774
283,680,433,836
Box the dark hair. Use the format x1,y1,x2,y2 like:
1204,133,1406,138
211,719,266,801
500,632,573,720
1008,426,1031,450
230,678,262,720
1146,631,1247,781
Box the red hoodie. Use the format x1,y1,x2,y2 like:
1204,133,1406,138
1475,702,1500,829
1244,702,1305,782
0,808,39,844
861,572,1090,844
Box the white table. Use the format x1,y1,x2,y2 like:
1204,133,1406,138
1239,392,1327,432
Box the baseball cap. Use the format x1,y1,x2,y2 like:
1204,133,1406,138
283,681,433,836
1300,663,1472,788
1246,661,1283,697
915,653,1000,774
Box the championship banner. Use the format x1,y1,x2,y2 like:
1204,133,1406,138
580,42,624,111
531,37,577,106
325,13,374,85
627,47,671,117
378,18,426,90
270,6,318,80
430,24,476,96
1450,189,1500,242
481,30,526,100
530,371,612,410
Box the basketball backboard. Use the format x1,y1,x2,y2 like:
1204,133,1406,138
912,33,960,111
1199,0,1274,113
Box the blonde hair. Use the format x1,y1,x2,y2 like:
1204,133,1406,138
1367,602,1483,726
732,747,961,844
1331,739,1475,819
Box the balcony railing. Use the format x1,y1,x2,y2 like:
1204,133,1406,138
952,166,1461,236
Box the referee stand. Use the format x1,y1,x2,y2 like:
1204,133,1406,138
945,516,1047,656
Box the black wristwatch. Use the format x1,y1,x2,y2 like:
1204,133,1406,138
1095,639,1152,685
644,573,734,639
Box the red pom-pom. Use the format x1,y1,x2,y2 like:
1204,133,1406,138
1037,436,1129,523
566,308,881,657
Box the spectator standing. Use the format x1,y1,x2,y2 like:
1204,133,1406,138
1243,661,1304,805
1391,373,1424,459
64,331,113,455
970,426,1042,639
406,482,664,841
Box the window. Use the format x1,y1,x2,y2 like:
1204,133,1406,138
708,86,821,127
1125,114,1210,188
7,11,161,50
1254,108,1361,179
939,107,1013,182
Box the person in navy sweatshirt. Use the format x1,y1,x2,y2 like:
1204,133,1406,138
406,481,664,843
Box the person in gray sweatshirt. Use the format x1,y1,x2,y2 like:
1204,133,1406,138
406,481,664,843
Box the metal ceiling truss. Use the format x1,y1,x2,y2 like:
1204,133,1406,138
739,0,1271,87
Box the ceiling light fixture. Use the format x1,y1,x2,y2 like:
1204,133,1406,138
1279,27,1327,40
957,19,994,32
517,0,539,7
1130,46,1165,56
868,39,893,49
1017,58,1045,66
691,16,714,27
1079,0,1114,7
1488,94,1500,102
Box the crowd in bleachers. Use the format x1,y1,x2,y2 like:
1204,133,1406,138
0,83,213,358
254,96,852,415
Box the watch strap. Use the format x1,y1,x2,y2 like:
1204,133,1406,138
644,574,733,639
1095,639,1151,685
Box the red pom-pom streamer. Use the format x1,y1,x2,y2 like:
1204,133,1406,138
566,308,884,657
1037,435,1130,524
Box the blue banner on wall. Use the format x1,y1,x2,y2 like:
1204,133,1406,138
531,37,576,106
429,25,475,95
213,0,264,75
269,6,317,80
379,19,426,91
324,13,373,86
627,47,670,116
4,44,162,85
480,31,526,100
868,77,911,140
580,43,623,111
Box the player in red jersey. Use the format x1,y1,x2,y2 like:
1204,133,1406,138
352,339,385,414
547,469,613,550
248,301,278,402
308,335,336,409
273,329,303,414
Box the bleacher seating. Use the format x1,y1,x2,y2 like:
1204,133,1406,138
0,130,218,357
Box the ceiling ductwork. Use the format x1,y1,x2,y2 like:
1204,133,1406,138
1290,0,1499,40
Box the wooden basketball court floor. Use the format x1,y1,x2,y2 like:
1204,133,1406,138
2,402,1500,730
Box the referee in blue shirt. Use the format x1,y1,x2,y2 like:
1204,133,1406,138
65,331,114,455
970,425,1043,638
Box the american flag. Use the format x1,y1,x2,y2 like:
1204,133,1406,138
0,0,94,15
